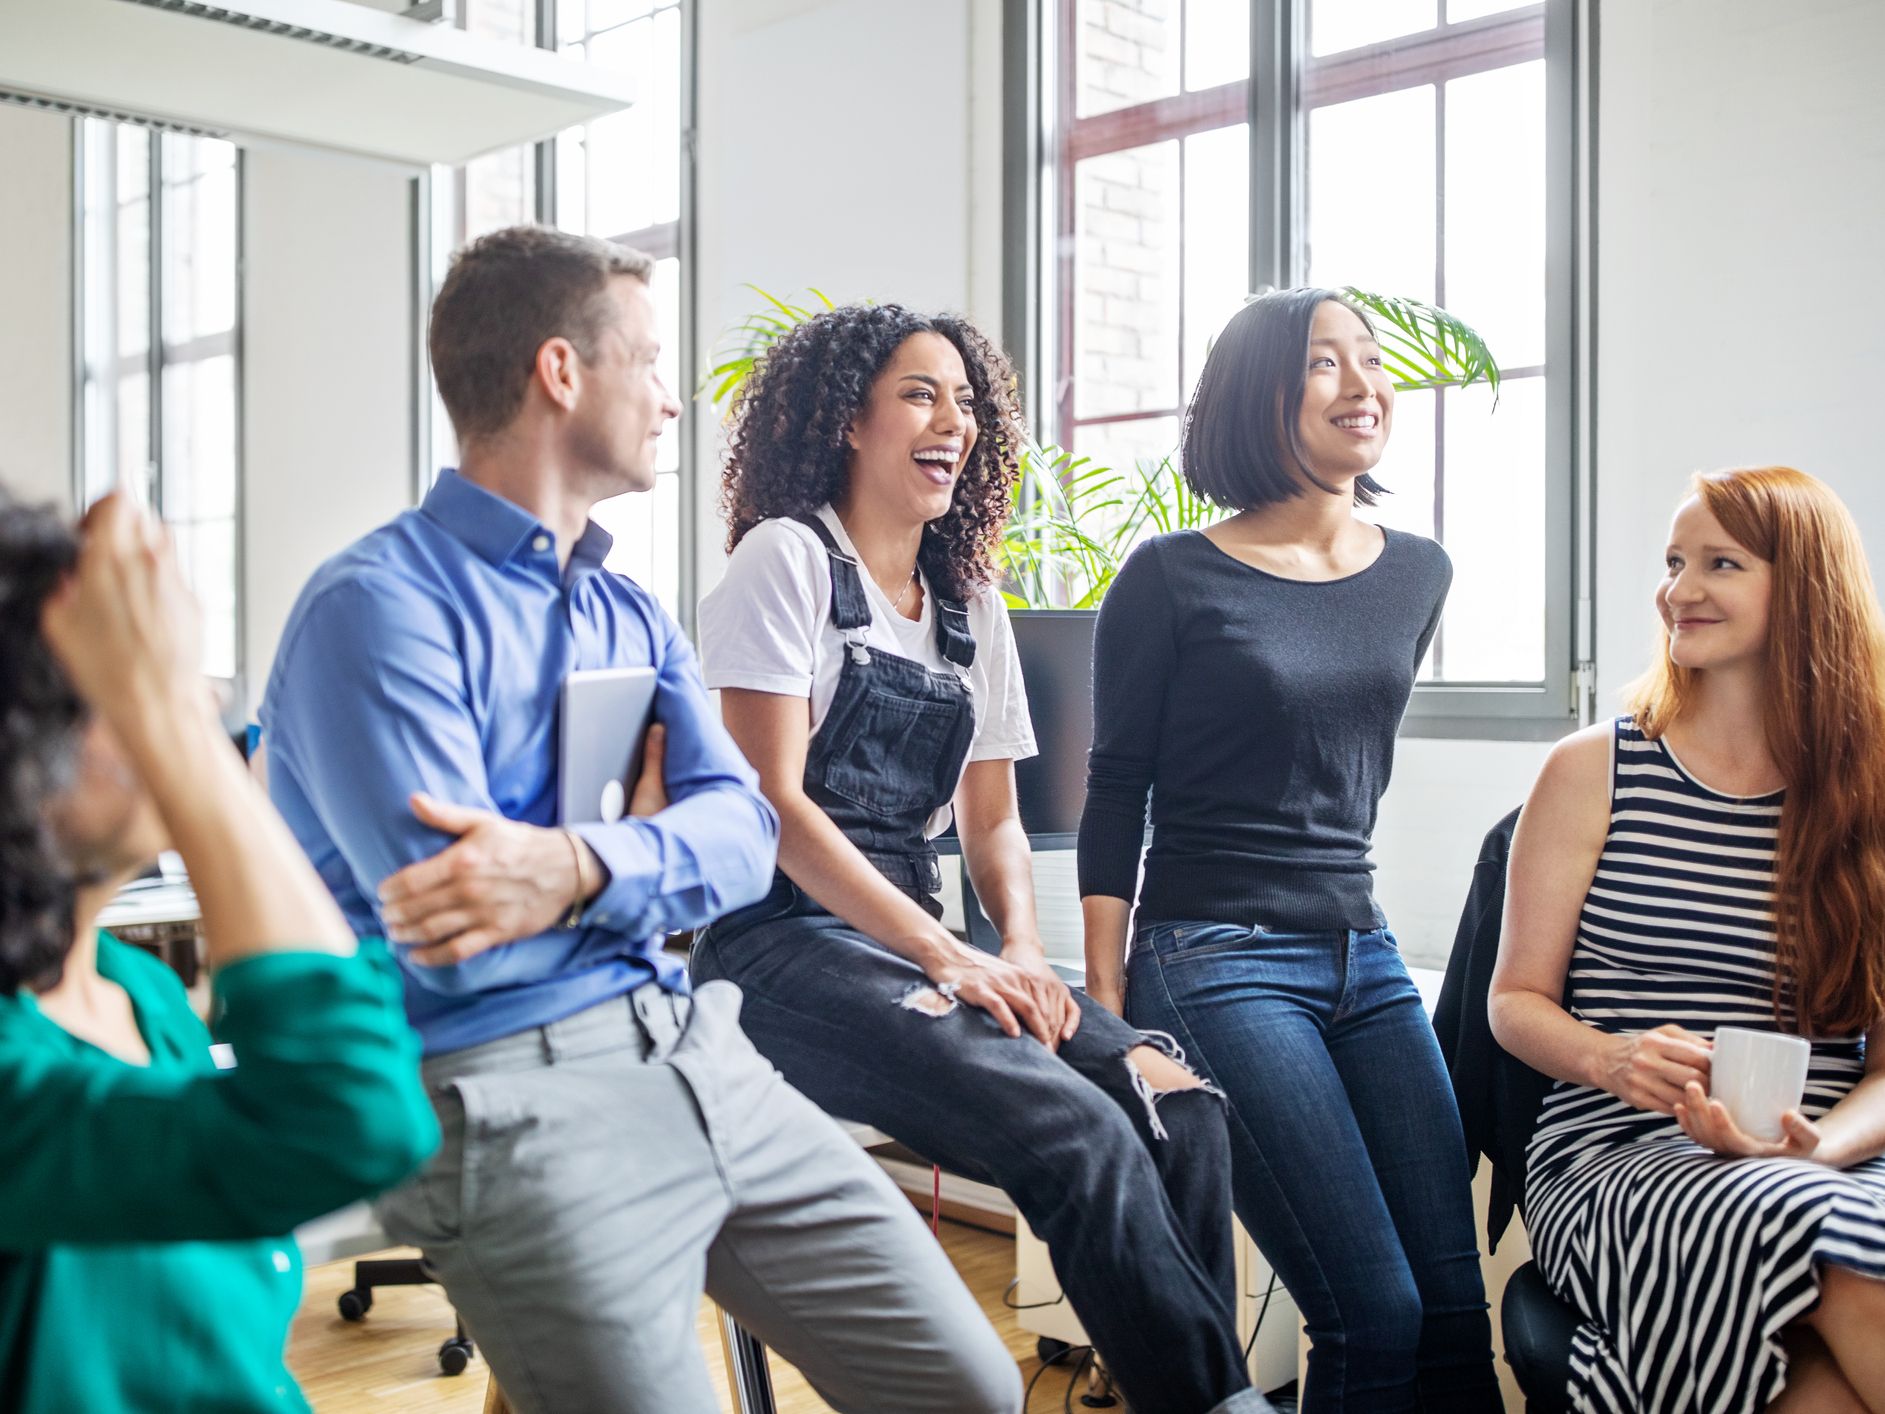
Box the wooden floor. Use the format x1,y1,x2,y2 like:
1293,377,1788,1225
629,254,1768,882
288,1222,1106,1414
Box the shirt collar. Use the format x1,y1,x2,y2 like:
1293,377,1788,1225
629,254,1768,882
420,469,615,583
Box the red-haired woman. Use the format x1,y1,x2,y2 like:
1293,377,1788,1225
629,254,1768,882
1494,466,1885,1412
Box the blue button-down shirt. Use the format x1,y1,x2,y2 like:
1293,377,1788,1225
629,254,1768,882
261,470,779,1055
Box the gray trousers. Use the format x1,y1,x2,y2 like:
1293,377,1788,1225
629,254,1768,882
377,980,1022,1414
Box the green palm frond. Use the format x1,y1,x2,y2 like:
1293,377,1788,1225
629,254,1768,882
1343,287,1501,404
698,285,836,412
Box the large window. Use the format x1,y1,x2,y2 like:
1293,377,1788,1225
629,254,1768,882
431,0,691,621
1041,0,1577,736
78,121,242,685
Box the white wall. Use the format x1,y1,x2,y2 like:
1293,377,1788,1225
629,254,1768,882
241,143,419,709
0,105,74,511
1590,0,1885,708
691,0,1004,591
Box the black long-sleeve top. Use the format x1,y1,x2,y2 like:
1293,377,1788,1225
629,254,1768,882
1078,528,1451,930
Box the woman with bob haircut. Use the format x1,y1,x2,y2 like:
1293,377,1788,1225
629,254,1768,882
693,303,1269,1414
1080,286,1500,1412
1494,465,1885,1413
0,490,435,1411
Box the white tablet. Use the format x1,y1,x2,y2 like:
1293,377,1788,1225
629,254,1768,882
557,667,659,825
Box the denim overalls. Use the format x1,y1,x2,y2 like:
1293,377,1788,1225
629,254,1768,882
692,514,1262,1414
790,513,977,910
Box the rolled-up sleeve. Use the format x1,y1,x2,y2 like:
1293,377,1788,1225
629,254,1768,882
0,942,435,1248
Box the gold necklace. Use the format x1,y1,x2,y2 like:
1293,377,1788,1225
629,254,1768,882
876,565,919,615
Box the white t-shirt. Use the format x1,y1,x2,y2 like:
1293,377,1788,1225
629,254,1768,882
698,505,1037,838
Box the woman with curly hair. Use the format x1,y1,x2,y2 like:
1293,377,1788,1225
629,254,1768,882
692,304,1266,1414
0,489,435,1411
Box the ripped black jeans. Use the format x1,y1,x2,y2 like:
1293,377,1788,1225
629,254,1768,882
693,876,1264,1414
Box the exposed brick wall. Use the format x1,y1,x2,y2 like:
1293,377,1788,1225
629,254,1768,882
1071,0,1180,439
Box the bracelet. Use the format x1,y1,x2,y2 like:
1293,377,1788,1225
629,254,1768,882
561,829,588,930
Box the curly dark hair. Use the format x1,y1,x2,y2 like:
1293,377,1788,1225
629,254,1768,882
0,489,84,994
720,305,1025,604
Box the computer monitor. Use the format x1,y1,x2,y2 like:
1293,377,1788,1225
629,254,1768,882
939,608,1095,852
1008,609,1096,845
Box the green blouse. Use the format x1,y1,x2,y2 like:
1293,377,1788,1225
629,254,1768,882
0,934,437,1412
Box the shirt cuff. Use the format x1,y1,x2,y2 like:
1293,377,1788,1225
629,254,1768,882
567,819,658,931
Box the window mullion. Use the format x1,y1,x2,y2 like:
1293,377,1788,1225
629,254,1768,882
1249,0,1301,290
1431,79,1447,679
147,134,164,517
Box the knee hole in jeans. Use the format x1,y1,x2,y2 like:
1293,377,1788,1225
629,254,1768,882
1124,1043,1221,1141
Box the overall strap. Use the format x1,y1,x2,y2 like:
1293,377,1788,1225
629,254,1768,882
932,595,977,670
792,514,874,663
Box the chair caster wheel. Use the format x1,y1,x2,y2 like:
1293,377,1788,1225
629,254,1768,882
438,1337,474,1376
337,1289,372,1322
1037,1336,1070,1363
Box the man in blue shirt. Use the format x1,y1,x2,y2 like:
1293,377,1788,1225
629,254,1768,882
262,226,1019,1414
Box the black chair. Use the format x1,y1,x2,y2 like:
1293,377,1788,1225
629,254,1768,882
337,1256,476,1375
1431,807,1580,1413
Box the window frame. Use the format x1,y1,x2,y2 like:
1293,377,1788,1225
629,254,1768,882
72,122,247,695
414,0,700,626
1016,0,1591,740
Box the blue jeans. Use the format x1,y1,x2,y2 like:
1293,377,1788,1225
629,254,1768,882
694,877,1271,1414
1127,921,1499,1414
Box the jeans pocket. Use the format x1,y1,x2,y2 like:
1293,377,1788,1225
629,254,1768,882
1140,920,1257,964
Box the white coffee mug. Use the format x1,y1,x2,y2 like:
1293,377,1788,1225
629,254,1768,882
1710,1026,1811,1142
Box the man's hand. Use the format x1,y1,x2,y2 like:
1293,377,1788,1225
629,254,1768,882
628,723,668,817
379,795,595,966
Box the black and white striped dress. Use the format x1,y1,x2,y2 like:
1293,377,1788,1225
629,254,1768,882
1526,717,1885,1414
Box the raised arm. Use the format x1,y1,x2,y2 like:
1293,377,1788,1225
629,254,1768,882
6,495,435,1246
1078,543,1175,1015
1490,723,1713,1113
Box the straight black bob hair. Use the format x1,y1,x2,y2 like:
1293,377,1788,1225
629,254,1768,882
1181,286,1387,512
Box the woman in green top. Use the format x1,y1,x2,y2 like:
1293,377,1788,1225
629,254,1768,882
0,488,438,1412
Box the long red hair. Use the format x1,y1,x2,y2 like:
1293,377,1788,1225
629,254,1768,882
1628,466,1885,1037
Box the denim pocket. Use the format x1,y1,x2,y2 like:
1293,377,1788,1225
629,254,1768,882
820,688,961,817
1138,920,1259,963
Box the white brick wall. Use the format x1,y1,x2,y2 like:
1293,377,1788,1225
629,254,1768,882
1071,0,1181,434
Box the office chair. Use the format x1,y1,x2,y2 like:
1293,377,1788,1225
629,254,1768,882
336,1256,475,1375
1431,807,1579,1413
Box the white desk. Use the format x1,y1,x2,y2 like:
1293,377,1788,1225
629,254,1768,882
97,877,202,985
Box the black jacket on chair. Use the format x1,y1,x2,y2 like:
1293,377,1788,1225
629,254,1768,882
1430,807,1555,1251
1432,807,1582,1411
